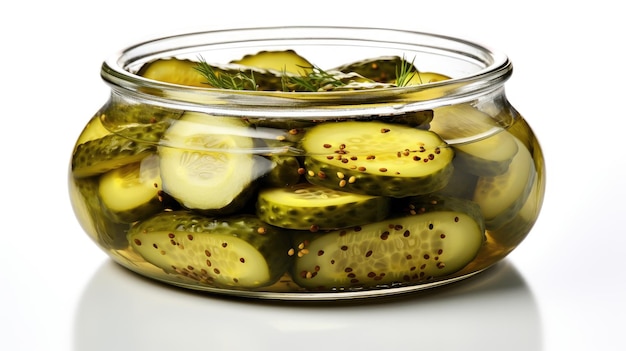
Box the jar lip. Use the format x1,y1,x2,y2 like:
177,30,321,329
101,26,512,117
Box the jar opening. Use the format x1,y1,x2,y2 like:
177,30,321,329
101,26,512,118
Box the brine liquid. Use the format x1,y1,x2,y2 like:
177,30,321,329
69,109,544,297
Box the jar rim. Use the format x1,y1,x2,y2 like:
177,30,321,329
101,26,512,118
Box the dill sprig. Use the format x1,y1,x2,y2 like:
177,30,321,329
194,56,258,90
282,66,346,92
395,55,420,87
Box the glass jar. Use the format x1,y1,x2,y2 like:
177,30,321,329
69,26,545,300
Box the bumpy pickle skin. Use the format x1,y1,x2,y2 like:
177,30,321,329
301,121,454,197
71,121,169,178
127,211,292,289
334,56,409,83
333,55,451,86
256,183,390,230
291,195,484,290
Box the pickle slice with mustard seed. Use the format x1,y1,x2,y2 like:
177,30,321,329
256,183,390,230
291,196,484,290
301,121,454,197
128,211,293,289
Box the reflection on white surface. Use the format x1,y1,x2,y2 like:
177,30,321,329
74,259,542,351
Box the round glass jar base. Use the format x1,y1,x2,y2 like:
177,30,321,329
119,261,490,301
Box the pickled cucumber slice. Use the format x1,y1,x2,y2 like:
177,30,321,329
404,194,486,235
434,160,479,200
292,197,484,290
429,104,503,144
231,50,313,75
256,183,390,230
71,122,169,178
75,114,111,147
404,72,451,85
158,112,270,213
128,211,292,288
489,173,542,249
70,177,129,249
138,58,285,91
334,55,451,85
301,121,454,197
138,58,207,87
473,137,536,230
335,56,408,83
101,101,183,127
262,155,302,187
453,131,519,176
98,155,164,223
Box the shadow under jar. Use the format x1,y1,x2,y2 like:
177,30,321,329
69,26,545,300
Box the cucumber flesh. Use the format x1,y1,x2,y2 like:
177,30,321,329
158,112,270,212
75,114,111,147
473,137,536,230
98,154,164,223
292,197,484,290
128,211,292,288
138,58,207,87
301,121,454,197
138,58,286,91
429,104,502,144
404,72,451,85
230,50,313,75
256,183,390,230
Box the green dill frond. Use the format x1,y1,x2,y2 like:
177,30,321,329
284,66,346,92
395,55,420,87
194,56,258,90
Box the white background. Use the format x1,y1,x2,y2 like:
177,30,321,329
2,1,625,350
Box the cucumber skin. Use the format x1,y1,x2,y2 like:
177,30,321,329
71,122,169,178
256,186,391,230
102,101,183,126
127,211,293,289
103,196,164,224
304,156,454,198
334,56,411,83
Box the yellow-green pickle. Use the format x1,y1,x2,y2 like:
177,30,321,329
69,27,545,299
